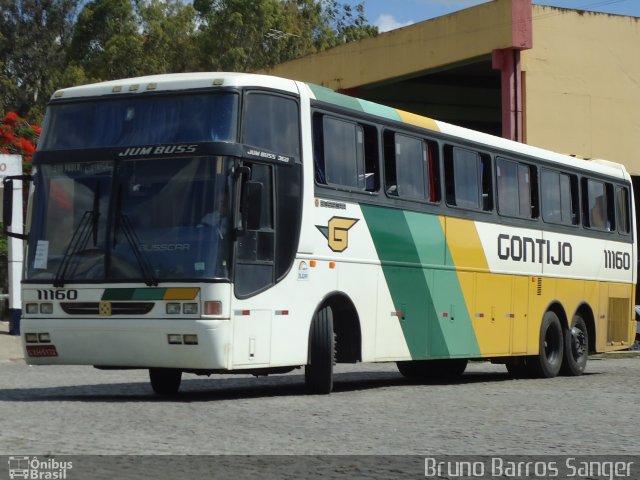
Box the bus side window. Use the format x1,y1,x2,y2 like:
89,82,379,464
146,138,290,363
383,131,438,202
616,185,630,234
541,169,579,226
496,157,537,219
444,145,492,211
314,114,378,192
582,178,615,231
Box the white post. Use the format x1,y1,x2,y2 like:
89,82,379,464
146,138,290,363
0,154,24,335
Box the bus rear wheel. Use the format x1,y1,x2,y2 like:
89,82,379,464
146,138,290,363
526,311,564,378
149,368,182,395
305,306,335,394
560,315,588,376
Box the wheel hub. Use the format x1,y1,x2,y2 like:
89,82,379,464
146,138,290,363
571,327,586,358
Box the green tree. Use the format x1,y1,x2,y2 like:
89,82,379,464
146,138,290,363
136,0,200,74
193,0,377,71
67,0,143,81
67,0,200,81
1,0,375,117
0,0,80,120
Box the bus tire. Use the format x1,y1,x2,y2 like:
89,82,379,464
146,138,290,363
149,368,182,395
305,306,334,394
560,315,588,376
397,359,468,379
526,311,564,378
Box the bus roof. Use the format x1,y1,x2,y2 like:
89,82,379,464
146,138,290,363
50,72,300,100
51,72,629,182
302,82,630,182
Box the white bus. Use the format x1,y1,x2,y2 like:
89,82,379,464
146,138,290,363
4,73,636,394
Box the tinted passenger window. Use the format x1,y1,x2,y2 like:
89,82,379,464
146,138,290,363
314,114,378,192
616,186,630,234
384,131,438,202
496,157,536,219
541,169,579,225
583,178,614,231
243,93,300,158
444,146,492,211
324,117,364,188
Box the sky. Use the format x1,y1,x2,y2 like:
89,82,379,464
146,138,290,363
347,0,640,33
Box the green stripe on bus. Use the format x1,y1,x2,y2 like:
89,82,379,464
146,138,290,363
132,288,166,301
358,100,402,122
307,83,364,112
307,83,402,122
361,205,480,359
102,288,136,301
102,288,166,301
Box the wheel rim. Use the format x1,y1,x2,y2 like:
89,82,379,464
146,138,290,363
570,326,587,361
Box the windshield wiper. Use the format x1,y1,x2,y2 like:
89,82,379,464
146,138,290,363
116,213,158,287
53,210,97,287
54,184,102,287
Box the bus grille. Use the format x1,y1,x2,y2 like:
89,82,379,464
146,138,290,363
60,302,154,315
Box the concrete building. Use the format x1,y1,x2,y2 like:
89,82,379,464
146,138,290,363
261,0,640,180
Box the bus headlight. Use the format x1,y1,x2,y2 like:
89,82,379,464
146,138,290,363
166,303,181,315
25,333,39,343
40,303,53,314
183,303,198,314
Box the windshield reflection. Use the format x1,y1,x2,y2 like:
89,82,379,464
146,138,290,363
27,157,234,283
40,92,238,150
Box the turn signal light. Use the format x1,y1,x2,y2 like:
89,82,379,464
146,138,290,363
204,301,222,315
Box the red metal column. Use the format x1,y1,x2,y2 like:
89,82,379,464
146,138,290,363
492,0,532,143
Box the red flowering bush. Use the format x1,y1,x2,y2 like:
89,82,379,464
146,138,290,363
0,112,40,164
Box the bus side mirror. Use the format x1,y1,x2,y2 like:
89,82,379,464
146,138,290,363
233,165,263,235
3,175,32,240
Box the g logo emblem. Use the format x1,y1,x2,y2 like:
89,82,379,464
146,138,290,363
317,217,359,252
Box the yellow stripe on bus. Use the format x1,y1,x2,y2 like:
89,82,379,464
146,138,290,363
163,288,200,300
397,110,440,132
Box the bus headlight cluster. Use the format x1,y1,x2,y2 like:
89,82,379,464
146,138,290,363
166,303,199,315
167,334,199,345
25,332,51,343
26,303,53,314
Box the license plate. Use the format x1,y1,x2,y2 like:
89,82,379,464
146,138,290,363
26,345,58,357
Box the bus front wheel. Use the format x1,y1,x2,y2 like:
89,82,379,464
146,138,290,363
305,306,335,394
560,315,588,376
527,311,564,378
149,368,182,395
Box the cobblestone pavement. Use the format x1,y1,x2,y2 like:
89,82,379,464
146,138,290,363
0,353,638,458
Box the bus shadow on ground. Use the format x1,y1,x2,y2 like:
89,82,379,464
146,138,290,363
0,368,594,402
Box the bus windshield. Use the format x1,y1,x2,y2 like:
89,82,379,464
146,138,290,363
39,92,238,150
27,156,234,284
